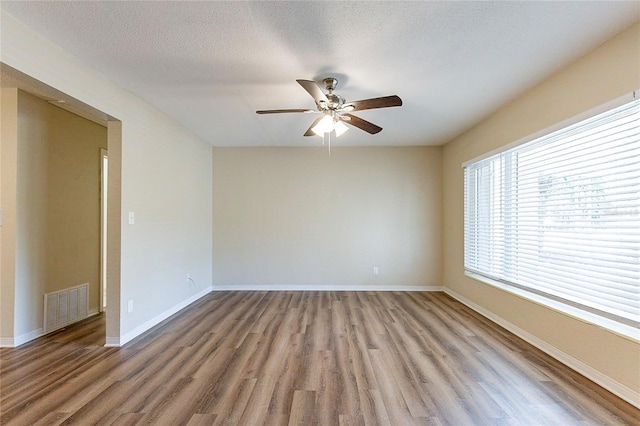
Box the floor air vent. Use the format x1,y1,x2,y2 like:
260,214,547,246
44,283,89,333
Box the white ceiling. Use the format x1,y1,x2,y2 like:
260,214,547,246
2,1,638,147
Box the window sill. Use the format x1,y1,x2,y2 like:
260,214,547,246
464,271,640,344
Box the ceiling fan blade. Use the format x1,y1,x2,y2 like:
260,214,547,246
341,114,383,134
296,79,329,104
346,95,402,111
304,116,325,137
256,109,315,114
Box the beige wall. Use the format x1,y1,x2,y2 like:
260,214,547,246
442,23,640,394
13,90,107,337
213,146,442,289
47,98,108,303
15,90,49,336
1,89,18,343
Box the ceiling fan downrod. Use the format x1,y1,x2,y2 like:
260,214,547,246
323,77,338,93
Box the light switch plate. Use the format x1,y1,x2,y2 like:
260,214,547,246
128,211,135,225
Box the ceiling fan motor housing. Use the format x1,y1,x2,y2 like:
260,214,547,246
326,93,345,109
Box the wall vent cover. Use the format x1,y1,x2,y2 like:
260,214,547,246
43,283,89,333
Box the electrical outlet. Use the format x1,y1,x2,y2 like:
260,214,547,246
127,300,134,313
373,266,379,275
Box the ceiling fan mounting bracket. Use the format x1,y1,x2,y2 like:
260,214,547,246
323,77,338,93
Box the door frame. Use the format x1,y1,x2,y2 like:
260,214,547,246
100,148,108,311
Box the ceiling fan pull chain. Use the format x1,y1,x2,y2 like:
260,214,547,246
328,132,331,156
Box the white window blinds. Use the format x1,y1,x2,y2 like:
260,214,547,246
464,98,640,327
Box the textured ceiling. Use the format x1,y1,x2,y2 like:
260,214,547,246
1,1,638,147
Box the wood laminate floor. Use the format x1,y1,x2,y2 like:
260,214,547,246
1,291,638,425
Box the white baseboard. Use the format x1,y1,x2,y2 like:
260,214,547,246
118,286,213,347
1,328,43,347
0,337,15,347
1,309,102,348
443,288,640,409
104,337,120,347
212,284,444,292
0,328,45,347
14,327,44,347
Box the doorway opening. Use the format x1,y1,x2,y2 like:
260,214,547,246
1,64,122,348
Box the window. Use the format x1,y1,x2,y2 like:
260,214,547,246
464,97,639,330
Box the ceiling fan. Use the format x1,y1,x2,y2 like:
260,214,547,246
256,78,402,138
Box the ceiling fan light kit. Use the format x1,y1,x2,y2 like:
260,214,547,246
311,114,338,137
256,77,402,145
332,119,349,137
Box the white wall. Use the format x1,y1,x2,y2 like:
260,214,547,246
442,23,640,402
213,146,442,290
1,10,213,345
